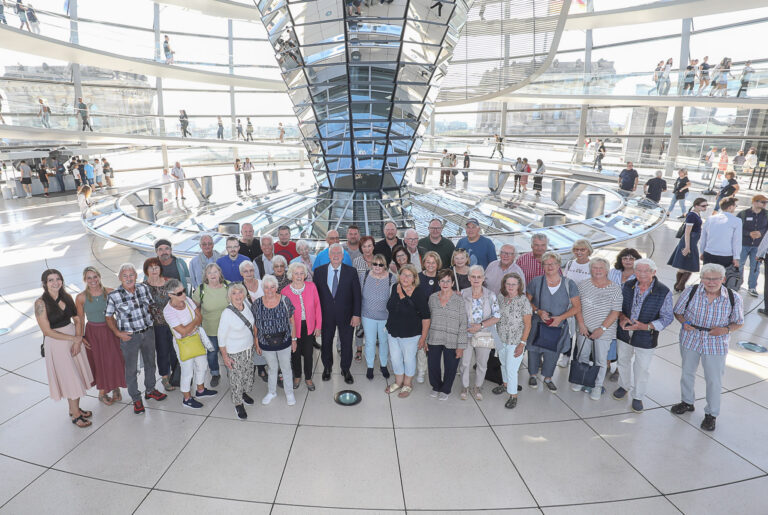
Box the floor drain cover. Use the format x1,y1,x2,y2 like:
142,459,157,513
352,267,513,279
334,390,362,406
738,341,767,353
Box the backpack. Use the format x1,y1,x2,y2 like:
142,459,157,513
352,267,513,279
684,283,735,314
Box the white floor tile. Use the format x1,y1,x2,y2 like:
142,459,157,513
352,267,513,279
0,373,50,424
272,507,404,514
390,374,488,428
55,406,205,487
542,496,680,514
135,491,271,514
397,426,536,510
299,373,393,428
0,455,46,506
157,417,295,502
1,469,147,515
208,377,308,426
667,475,768,514
275,426,403,510
586,408,763,494
495,420,657,505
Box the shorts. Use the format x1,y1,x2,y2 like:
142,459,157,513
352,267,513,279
39,179,49,186
347,0,361,6
174,182,184,190
21,177,31,185
95,175,104,183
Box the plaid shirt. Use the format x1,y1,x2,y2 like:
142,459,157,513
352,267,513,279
105,283,154,332
674,285,744,355
516,252,543,286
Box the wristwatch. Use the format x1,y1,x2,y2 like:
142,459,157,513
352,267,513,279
600,325,608,332
291,337,297,341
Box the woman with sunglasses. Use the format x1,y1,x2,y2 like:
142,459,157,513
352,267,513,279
163,279,215,409
361,254,397,379
668,197,708,292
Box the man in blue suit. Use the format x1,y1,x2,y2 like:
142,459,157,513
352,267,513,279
314,244,362,384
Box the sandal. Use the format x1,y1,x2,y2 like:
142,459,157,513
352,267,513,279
293,379,301,389
78,409,93,419
112,389,122,402
355,349,362,362
398,385,413,398
305,380,316,392
71,415,92,428
385,383,402,395
98,394,113,406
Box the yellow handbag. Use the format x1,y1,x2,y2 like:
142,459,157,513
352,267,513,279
176,302,206,361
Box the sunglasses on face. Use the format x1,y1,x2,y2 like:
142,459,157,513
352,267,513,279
372,263,386,268
170,290,185,297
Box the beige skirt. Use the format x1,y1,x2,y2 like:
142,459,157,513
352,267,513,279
44,323,94,401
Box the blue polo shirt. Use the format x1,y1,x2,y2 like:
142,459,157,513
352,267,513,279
456,236,497,268
216,254,249,282
84,163,94,179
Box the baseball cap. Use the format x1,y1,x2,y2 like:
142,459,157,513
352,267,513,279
154,239,172,250
752,194,768,203
465,218,479,226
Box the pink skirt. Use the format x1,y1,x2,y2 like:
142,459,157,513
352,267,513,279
85,322,126,391
44,323,94,401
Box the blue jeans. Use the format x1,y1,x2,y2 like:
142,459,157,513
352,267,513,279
362,317,388,368
388,334,419,376
667,194,687,215
740,246,760,290
527,346,558,379
153,324,177,377
498,343,525,394
207,335,220,376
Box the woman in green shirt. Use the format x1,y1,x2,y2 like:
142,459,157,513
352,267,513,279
192,263,229,387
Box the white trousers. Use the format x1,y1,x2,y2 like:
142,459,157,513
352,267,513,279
460,346,492,388
174,343,208,394
616,340,654,402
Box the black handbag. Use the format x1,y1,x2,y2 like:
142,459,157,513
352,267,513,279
568,336,600,388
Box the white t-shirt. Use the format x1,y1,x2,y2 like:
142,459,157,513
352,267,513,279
217,304,255,355
171,166,185,180
94,163,103,176
564,260,591,284
163,298,198,340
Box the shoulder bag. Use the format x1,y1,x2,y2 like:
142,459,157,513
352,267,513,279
675,209,694,238
176,301,206,361
468,291,496,348
261,296,290,346
568,335,600,388
531,277,564,352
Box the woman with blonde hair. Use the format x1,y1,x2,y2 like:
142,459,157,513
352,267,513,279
191,263,229,387
76,266,126,405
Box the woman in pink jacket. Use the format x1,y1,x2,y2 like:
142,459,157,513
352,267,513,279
282,261,322,391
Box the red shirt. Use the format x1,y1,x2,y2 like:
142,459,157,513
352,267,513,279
516,252,544,286
275,241,298,261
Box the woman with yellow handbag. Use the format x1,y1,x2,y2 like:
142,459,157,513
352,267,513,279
163,279,218,409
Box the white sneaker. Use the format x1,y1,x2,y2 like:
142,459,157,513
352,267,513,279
749,289,758,297
416,374,425,384
438,392,449,401
590,388,602,401
286,393,296,406
570,383,582,392
430,390,438,398
557,355,569,368
26,193,32,198
262,392,277,405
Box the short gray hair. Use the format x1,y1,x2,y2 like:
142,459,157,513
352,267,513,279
468,264,485,277
227,282,247,301
166,278,183,292
260,234,273,245
655,170,663,178
238,259,255,274
700,263,726,278
287,261,307,280
272,255,288,267
572,239,593,255
404,228,418,239
200,233,214,244
118,263,136,276
634,258,657,272
261,274,278,289
329,243,344,253
541,251,561,267
531,233,549,244
589,257,610,272
296,239,310,253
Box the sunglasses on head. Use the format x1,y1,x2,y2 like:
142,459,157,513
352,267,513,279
169,290,185,297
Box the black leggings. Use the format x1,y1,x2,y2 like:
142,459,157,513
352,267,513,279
291,321,314,380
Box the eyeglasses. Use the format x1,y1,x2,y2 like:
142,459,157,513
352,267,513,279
622,256,636,260
701,276,722,282
500,251,515,257
169,290,185,297
372,263,386,268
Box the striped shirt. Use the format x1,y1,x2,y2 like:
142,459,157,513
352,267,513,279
577,279,622,339
361,272,397,320
516,252,543,285
674,285,744,355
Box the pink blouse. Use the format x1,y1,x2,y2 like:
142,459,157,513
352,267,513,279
281,280,322,335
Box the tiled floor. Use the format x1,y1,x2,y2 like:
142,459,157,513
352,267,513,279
1,178,767,514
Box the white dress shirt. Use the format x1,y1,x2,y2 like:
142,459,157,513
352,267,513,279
700,212,743,258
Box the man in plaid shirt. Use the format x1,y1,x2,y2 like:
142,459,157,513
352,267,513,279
671,263,744,431
106,263,168,414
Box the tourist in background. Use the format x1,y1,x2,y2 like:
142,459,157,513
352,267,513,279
668,198,708,292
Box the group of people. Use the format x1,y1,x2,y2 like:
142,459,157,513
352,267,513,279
652,56,754,97
39,213,756,432
14,155,112,199
1,0,40,33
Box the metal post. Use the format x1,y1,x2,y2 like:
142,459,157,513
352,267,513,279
666,18,691,177
153,4,168,169
136,205,156,222
201,176,213,198
69,0,83,130
542,213,566,227
228,20,236,142
551,179,566,205
149,187,164,213
586,193,605,218
574,0,593,163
